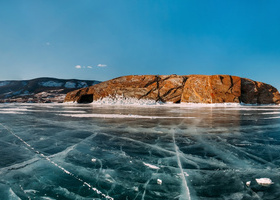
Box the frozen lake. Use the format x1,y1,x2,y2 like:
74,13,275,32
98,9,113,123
0,103,280,200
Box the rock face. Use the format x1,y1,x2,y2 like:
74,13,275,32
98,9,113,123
181,75,241,103
64,75,280,104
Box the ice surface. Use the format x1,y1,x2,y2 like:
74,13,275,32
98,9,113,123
0,103,280,199
58,113,195,119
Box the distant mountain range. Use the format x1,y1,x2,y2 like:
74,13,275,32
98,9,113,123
0,77,100,103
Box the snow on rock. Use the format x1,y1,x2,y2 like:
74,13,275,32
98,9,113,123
92,95,161,106
39,81,63,87
77,81,88,88
13,90,23,95
21,81,27,86
65,82,76,88
0,81,10,87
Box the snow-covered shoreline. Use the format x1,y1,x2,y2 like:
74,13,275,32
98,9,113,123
63,96,280,108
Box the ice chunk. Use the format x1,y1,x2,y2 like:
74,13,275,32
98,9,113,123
132,186,139,191
255,178,273,186
24,189,37,194
157,179,162,185
246,181,251,186
91,158,97,162
143,162,160,169
184,172,190,177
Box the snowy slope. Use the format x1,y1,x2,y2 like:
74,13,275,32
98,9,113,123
0,77,100,103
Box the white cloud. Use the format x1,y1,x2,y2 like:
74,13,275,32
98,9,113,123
97,64,107,67
76,64,104,69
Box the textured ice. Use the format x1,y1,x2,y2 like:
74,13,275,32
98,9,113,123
59,113,194,119
0,103,280,199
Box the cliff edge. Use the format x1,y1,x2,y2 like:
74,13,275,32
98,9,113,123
64,75,280,104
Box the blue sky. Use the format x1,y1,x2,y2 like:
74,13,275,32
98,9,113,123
0,1,280,89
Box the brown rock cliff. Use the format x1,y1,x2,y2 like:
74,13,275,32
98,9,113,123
64,75,280,104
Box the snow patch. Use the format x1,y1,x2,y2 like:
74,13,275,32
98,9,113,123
64,82,76,88
92,95,162,106
77,81,88,88
74,95,280,108
23,90,29,95
39,81,63,87
12,90,23,95
0,81,10,87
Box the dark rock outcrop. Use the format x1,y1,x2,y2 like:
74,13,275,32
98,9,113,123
64,75,280,104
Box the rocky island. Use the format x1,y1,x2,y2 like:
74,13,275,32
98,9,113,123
64,75,280,104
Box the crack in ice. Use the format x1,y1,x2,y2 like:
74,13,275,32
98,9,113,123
172,129,191,200
0,122,114,200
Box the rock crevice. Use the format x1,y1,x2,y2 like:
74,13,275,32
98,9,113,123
64,75,280,104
